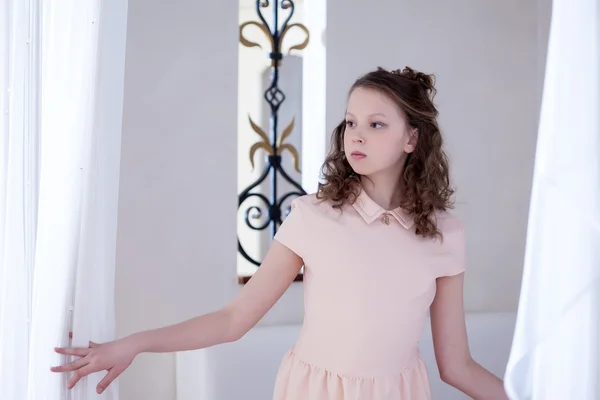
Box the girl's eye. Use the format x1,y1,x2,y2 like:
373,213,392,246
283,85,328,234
371,122,384,129
345,120,355,128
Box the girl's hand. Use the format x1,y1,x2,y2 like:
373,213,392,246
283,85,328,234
51,339,137,394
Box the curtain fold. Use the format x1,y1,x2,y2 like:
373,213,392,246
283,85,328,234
504,0,600,399
0,1,37,398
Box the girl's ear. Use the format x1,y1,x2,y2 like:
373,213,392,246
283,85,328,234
405,128,419,153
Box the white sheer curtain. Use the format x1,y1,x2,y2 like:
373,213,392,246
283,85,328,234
504,0,600,399
0,0,128,399
0,0,37,397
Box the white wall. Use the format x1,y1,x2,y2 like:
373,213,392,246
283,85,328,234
116,1,551,399
115,1,239,399
537,0,553,112
326,0,544,312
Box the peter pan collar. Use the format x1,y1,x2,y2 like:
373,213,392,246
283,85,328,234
351,188,415,229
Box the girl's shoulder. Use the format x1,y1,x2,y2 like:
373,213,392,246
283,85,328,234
288,193,339,221
433,209,465,236
289,192,331,212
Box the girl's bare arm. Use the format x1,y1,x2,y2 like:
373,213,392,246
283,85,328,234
430,273,509,400
132,240,303,352
52,240,302,392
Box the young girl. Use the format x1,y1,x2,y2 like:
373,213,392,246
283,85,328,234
52,67,509,399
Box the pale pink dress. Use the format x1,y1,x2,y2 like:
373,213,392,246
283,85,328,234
272,189,466,400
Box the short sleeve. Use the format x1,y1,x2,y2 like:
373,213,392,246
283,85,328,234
438,223,466,277
273,198,306,258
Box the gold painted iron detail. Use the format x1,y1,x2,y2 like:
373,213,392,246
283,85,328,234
239,3,310,66
248,115,301,173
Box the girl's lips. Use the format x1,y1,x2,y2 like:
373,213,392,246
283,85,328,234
351,151,366,159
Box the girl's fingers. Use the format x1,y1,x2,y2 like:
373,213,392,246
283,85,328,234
50,356,89,373
96,367,122,394
54,347,90,357
67,364,97,390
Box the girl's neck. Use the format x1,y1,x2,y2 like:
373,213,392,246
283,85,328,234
359,173,404,211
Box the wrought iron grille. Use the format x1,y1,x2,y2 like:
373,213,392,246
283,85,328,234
238,0,310,267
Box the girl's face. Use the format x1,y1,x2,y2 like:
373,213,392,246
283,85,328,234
343,87,417,178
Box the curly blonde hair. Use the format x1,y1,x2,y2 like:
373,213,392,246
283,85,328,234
317,66,454,240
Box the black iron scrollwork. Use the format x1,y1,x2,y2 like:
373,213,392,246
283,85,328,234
238,0,310,267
